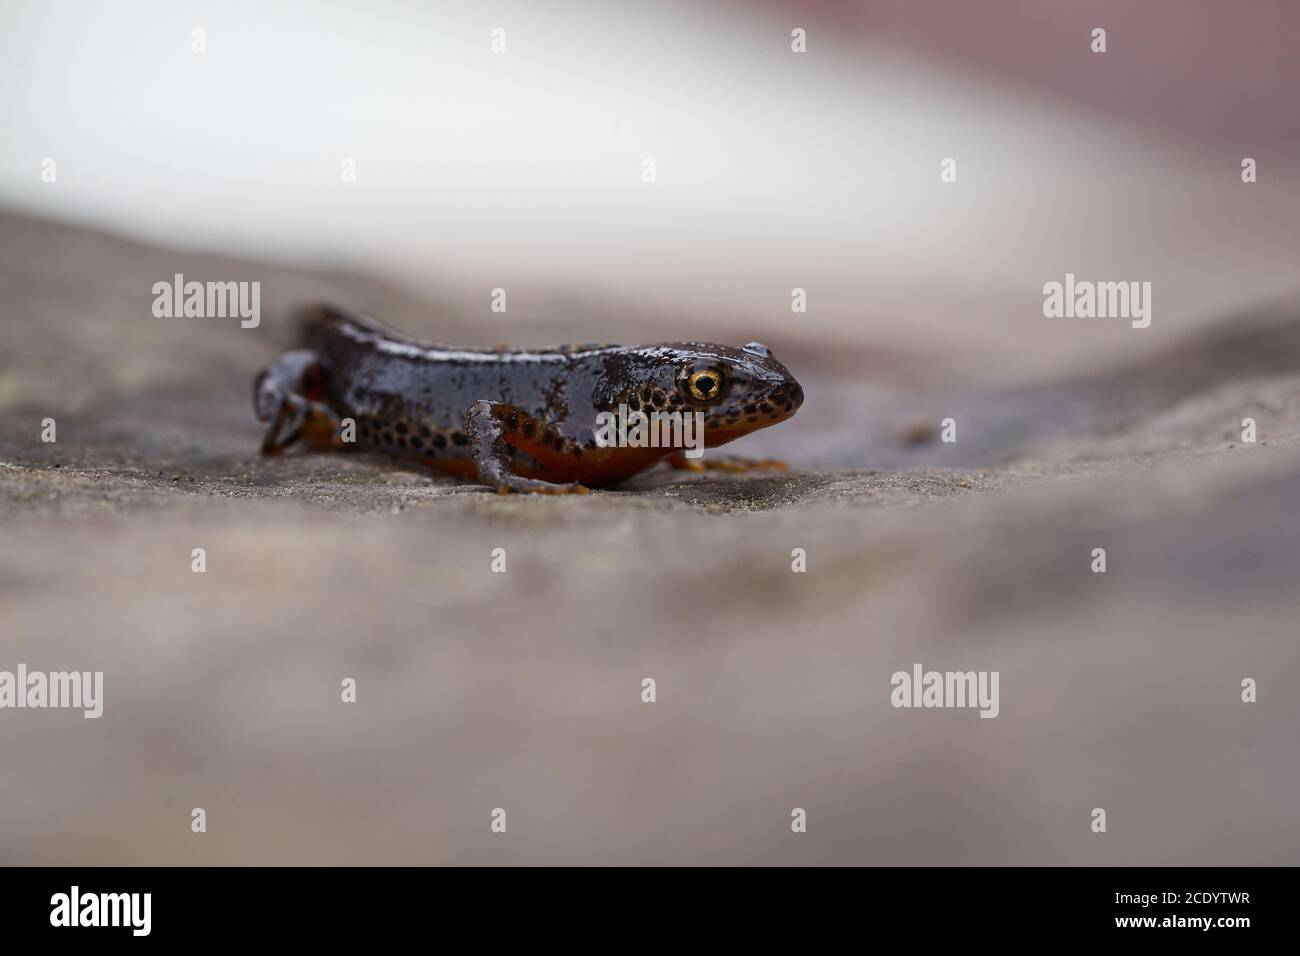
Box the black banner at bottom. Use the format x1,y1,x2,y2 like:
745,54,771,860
0,866,1280,941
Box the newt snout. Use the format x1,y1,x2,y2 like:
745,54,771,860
693,341,804,445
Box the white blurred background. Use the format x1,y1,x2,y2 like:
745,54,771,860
2,0,1298,375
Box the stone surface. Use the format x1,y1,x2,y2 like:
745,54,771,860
1,211,1297,864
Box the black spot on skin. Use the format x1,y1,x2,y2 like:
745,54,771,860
628,397,640,412
744,404,757,415
641,386,653,403
433,434,447,449
726,414,741,424
381,431,395,445
411,436,425,449
397,437,408,449
523,421,536,438
452,431,467,446
395,421,408,435
417,423,431,438
747,416,758,424
506,413,518,431
759,402,774,414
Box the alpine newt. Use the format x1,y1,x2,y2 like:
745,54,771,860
253,304,804,494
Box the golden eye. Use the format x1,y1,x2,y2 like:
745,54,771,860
688,370,721,401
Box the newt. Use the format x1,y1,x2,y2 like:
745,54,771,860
253,304,804,494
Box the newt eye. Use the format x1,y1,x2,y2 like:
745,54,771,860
677,363,730,405
688,370,720,401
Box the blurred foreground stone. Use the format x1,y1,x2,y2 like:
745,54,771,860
1,212,1297,864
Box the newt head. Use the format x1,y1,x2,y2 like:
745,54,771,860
600,340,804,448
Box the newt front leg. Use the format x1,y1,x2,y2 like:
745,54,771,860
464,400,590,495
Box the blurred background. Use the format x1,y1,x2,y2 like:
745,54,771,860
0,0,1298,865
3,0,1298,374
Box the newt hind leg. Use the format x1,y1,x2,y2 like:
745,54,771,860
464,400,590,495
253,349,345,454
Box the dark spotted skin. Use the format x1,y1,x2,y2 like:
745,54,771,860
254,304,804,493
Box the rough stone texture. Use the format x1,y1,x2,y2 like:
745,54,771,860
1,212,1298,864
